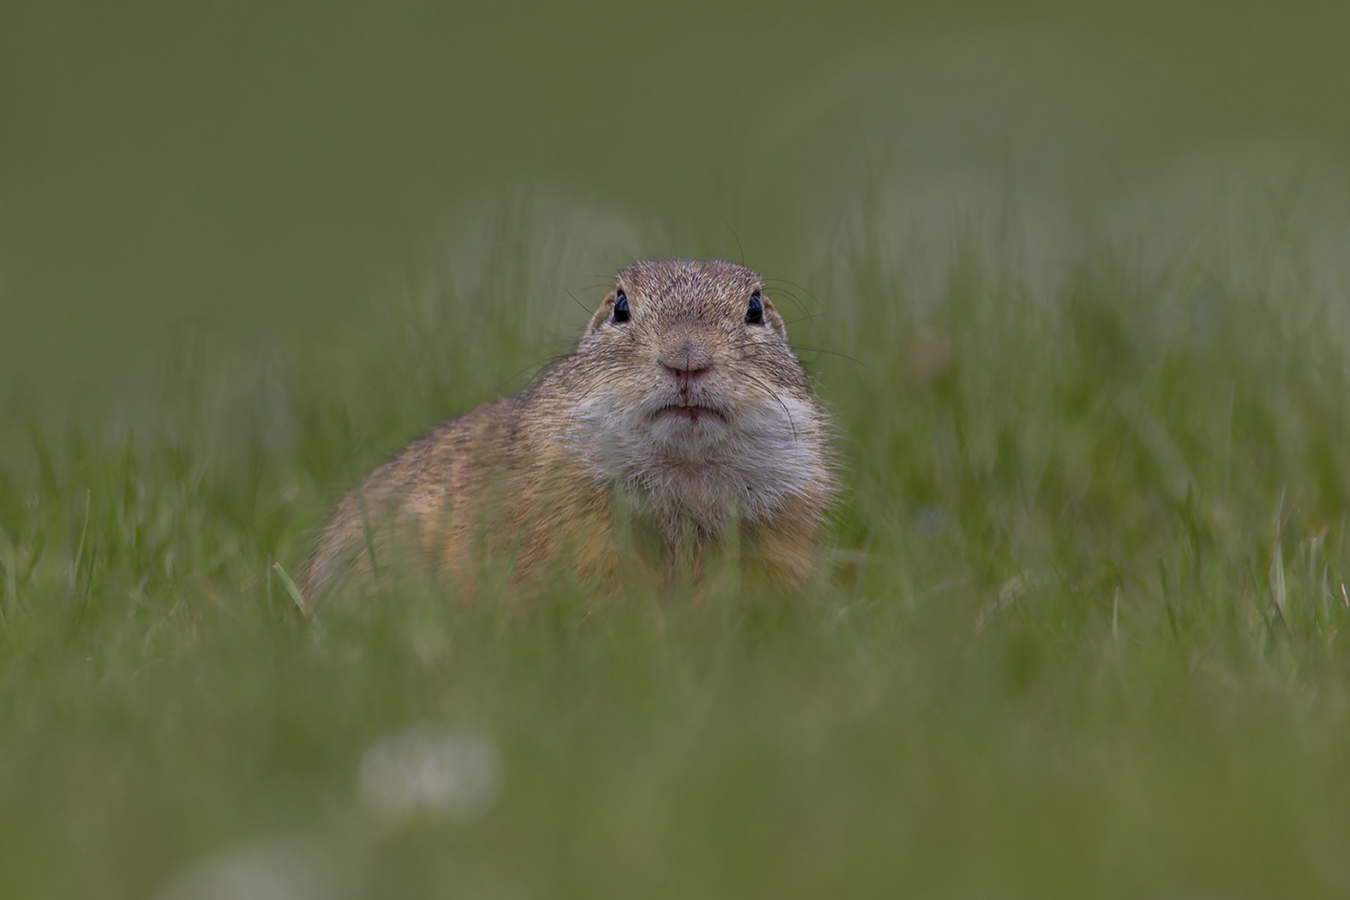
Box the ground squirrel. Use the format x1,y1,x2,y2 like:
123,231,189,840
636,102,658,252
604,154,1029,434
300,258,836,604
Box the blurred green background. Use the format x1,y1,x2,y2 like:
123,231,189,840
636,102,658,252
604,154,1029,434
4,2,1350,898
5,1,1349,392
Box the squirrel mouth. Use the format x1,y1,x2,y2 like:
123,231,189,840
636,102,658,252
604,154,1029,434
653,401,723,422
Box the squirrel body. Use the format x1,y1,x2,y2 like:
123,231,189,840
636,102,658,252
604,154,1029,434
300,259,835,603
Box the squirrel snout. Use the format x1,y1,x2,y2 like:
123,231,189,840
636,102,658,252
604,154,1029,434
657,340,714,383
659,359,713,382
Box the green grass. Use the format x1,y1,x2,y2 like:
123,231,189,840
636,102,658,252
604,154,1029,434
6,5,1350,894
4,188,1350,899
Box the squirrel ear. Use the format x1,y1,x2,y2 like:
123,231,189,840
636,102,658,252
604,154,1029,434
758,293,787,331
586,291,618,334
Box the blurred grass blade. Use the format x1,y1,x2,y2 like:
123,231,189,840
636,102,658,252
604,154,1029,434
68,545,96,636
272,562,308,613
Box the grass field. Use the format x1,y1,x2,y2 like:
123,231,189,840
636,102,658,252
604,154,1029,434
5,4,1350,898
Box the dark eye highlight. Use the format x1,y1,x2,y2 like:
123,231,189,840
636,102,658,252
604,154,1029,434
613,291,630,323
745,291,764,325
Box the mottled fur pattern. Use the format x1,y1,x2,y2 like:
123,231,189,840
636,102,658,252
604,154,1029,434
300,259,836,605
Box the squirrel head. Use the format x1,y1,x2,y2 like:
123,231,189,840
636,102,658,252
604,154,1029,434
572,259,816,463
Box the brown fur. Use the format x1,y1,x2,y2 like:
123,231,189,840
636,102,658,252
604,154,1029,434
300,259,836,605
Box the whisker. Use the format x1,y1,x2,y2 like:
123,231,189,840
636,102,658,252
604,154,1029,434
790,346,867,368
498,353,574,395
763,279,819,317
781,312,827,327
565,289,594,316
763,277,817,297
769,292,811,320
739,371,798,443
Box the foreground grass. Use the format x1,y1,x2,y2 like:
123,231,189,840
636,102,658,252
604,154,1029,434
3,219,1350,898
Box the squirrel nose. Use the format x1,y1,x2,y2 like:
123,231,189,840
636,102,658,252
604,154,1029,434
660,360,712,381
658,340,714,382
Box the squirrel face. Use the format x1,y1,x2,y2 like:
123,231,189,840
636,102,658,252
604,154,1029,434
571,259,817,472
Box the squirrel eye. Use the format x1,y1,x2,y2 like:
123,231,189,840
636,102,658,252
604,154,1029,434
612,292,630,324
745,291,764,325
